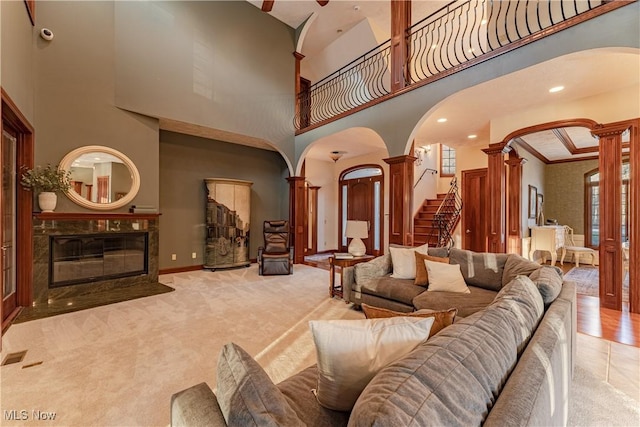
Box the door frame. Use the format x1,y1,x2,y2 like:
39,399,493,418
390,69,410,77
1,88,34,332
338,164,384,257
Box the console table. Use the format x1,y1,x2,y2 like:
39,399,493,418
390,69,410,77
329,255,374,299
529,226,565,266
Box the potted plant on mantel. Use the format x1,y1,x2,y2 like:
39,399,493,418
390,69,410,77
21,164,72,213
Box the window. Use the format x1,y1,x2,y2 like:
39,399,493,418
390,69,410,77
440,144,456,177
585,164,629,247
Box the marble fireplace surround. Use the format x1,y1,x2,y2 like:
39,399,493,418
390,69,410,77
31,212,160,308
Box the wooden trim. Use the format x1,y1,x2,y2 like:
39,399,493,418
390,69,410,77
505,153,525,251
1,307,22,334
627,120,640,314
383,155,415,246
502,118,600,144
2,89,35,327
24,1,35,26
159,265,204,275
296,3,631,135
33,212,161,220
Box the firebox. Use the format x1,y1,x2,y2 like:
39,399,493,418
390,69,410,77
49,233,148,287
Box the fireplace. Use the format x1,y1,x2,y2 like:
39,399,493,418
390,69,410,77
50,233,148,287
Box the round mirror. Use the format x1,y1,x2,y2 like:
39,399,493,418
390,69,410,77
59,145,140,210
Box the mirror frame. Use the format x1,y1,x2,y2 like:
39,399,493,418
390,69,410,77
59,145,141,210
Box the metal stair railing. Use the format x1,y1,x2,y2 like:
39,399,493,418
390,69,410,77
428,177,463,248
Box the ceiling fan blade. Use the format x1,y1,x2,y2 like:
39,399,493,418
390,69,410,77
317,0,329,6
261,1,274,12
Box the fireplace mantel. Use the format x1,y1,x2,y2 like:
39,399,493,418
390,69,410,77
33,212,161,220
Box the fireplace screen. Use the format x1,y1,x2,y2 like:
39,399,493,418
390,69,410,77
50,233,148,287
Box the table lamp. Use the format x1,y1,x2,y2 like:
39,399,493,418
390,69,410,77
345,220,368,256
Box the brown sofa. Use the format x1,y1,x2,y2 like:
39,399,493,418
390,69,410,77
171,249,576,427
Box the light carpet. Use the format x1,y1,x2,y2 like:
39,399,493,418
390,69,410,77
564,266,630,303
1,264,638,426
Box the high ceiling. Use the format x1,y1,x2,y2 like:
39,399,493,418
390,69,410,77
244,1,639,163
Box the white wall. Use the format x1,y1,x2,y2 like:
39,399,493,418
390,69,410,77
413,141,438,216
520,149,546,236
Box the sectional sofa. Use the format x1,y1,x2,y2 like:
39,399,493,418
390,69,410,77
171,248,576,426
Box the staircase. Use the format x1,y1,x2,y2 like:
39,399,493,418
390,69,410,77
414,194,448,246
413,178,463,248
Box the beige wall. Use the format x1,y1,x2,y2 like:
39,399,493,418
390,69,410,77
544,159,599,235
1,0,35,123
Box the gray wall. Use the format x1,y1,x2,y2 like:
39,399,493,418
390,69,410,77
544,159,599,235
159,131,289,270
1,0,36,123
113,1,296,161
33,1,159,212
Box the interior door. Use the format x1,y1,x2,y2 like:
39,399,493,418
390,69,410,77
2,129,17,321
348,179,373,254
462,168,488,252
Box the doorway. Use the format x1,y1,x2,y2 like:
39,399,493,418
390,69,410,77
339,165,384,257
461,168,488,252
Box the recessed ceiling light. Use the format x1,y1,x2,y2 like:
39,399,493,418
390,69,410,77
549,86,564,93
481,19,487,25
468,134,477,139
431,44,437,50
437,118,447,123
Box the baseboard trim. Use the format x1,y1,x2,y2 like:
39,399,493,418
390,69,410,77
159,265,203,275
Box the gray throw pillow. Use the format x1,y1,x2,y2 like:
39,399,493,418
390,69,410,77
448,248,509,291
502,254,543,287
216,343,304,427
528,266,563,305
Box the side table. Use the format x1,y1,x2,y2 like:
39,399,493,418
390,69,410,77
329,255,374,299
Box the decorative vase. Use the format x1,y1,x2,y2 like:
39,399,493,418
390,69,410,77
38,192,57,212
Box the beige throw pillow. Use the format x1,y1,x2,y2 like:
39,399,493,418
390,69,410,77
309,316,434,411
361,304,457,338
389,243,429,279
426,260,470,293
414,252,449,286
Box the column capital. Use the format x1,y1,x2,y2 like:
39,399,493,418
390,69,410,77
293,51,305,61
383,154,417,165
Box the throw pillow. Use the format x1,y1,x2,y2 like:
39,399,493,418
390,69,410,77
216,342,304,427
309,316,434,411
502,254,542,287
414,252,449,286
389,243,429,279
426,260,470,293
528,266,563,305
361,304,457,338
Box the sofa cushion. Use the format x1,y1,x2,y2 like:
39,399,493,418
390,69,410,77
360,275,426,306
414,252,449,286
277,366,351,427
350,275,545,427
528,266,563,306
309,317,434,412
502,254,542,286
389,244,429,279
361,304,457,338
216,343,304,427
449,248,509,291
354,253,392,290
426,260,470,293
427,247,450,258
412,285,497,318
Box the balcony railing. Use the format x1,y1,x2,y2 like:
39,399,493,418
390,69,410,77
295,0,622,132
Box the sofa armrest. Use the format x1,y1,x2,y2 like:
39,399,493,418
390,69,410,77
345,254,392,305
171,382,226,427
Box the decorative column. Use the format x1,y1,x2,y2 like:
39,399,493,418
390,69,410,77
384,155,416,246
482,143,508,253
593,123,627,310
390,0,411,92
287,176,307,264
505,151,526,255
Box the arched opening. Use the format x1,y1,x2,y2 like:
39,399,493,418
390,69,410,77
339,165,384,257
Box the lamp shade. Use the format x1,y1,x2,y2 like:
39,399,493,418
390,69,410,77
345,220,368,239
